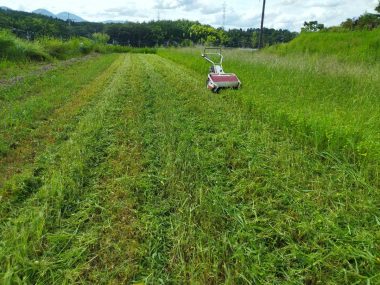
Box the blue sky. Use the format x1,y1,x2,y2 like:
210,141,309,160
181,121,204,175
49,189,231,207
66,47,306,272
1,0,378,30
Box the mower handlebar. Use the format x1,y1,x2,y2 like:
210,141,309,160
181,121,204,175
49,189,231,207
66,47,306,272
202,47,223,65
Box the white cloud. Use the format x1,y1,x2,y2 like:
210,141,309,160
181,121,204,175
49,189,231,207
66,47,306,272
1,0,378,30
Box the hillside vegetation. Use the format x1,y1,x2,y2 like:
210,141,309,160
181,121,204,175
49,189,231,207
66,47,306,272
0,8,296,48
0,30,50,61
267,28,380,63
0,29,156,62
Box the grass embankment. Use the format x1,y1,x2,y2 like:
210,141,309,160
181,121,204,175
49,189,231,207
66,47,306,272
158,47,380,185
0,30,50,61
1,53,378,284
267,28,380,63
0,29,156,63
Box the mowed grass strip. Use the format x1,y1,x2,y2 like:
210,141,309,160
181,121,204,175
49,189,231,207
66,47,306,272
0,54,119,156
82,54,147,283
0,54,135,284
85,54,379,284
158,48,380,185
0,54,124,190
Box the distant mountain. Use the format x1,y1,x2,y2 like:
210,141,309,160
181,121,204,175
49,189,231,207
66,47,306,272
56,12,85,22
32,8,86,22
32,9,55,18
0,6,12,10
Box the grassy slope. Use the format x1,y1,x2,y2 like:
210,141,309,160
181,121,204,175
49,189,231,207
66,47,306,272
158,47,380,185
0,53,379,284
267,29,380,63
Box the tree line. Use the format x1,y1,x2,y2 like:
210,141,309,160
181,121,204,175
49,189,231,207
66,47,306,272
302,1,380,32
0,8,297,48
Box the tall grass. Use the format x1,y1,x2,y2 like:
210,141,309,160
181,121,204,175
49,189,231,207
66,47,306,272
158,47,380,185
0,29,157,62
267,28,380,63
0,30,51,61
38,37,94,60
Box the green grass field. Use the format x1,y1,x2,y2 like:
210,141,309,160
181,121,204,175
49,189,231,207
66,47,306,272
0,43,379,284
267,28,380,63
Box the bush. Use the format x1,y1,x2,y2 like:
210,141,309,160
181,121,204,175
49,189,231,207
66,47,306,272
92,33,110,44
0,29,156,62
0,31,14,51
38,38,67,59
180,39,194,47
0,29,51,61
38,37,95,59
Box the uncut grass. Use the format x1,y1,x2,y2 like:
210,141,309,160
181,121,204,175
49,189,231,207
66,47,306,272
158,48,380,185
0,30,50,62
266,29,380,64
0,54,134,284
0,54,119,156
85,54,379,284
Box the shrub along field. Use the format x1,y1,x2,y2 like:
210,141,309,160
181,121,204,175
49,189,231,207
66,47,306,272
0,31,379,284
0,29,156,63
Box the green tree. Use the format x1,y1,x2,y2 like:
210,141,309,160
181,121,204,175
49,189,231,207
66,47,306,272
189,24,227,46
301,21,325,32
376,0,380,13
341,18,355,30
251,32,259,48
92,32,110,44
356,13,380,30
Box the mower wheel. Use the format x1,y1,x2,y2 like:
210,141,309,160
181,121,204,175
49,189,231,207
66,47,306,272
212,87,220,93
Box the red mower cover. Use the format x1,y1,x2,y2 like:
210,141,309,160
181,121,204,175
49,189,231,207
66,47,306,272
210,74,239,83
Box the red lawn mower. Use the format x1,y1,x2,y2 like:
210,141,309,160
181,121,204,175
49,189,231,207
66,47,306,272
202,47,241,93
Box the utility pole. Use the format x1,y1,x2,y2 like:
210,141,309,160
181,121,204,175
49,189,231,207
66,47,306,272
258,0,266,49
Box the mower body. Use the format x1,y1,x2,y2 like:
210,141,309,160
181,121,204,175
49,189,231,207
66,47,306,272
202,47,241,93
